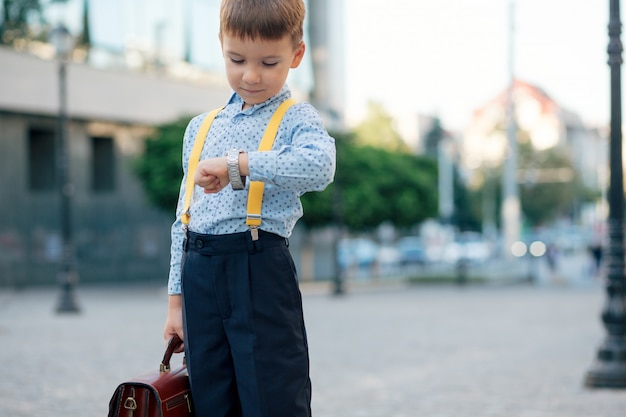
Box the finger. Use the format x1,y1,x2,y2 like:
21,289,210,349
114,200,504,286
204,178,224,193
195,173,216,186
204,186,222,194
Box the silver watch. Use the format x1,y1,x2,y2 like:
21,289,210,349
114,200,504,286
227,149,246,190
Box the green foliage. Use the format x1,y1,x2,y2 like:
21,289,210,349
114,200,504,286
1,0,43,45
518,142,596,226
134,117,189,213
135,115,439,231
470,135,597,228
301,132,438,231
352,101,409,152
452,167,482,232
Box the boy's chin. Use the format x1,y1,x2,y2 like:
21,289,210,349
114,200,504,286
238,90,275,107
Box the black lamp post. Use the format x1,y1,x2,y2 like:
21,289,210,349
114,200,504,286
332,181,345,296
585,0,626,388
50,23,80,314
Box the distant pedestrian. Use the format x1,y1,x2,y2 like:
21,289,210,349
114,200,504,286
162,1,336,415
545,243,558,272
588,243,603,277
544,243,561,283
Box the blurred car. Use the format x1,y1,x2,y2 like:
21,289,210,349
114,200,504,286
376,245,403,276
442,232,491,264
337,238,378,268
377,245,402,265
396,237,427,266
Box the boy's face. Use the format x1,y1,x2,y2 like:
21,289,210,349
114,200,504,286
220,33,305,109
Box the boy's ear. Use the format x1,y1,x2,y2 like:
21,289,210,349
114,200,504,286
290,41,306,68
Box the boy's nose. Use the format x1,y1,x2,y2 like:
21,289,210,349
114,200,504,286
242,68,260,84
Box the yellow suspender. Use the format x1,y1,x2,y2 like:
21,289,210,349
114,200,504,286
245,98,295,239
181,107,223,226
181,98,296,239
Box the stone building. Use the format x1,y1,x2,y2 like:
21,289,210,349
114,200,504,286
0,45,231,286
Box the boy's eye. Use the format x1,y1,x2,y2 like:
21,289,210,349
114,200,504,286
230,58,244,64
263,62,279,67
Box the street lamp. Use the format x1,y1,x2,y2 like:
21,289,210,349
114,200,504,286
584,0,626,388
50,23,80,314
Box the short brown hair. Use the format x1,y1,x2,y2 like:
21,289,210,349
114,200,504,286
220,0,305,47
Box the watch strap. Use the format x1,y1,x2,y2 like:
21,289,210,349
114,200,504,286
227,149,246,190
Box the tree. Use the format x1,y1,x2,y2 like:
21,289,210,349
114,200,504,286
517,141,596,227
0,0,43,45
134,117,189,213
301,132,438,231
134,117,439,231
353,101,409,152
78,0,91,50
422,116,482,231
452,166,482,232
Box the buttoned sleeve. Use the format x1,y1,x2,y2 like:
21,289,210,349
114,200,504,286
167,115,205,295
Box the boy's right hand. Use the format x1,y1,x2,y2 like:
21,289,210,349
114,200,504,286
163,294,185,353
195,157,229,193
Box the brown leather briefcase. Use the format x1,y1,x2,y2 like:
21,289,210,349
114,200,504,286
108,335,193,417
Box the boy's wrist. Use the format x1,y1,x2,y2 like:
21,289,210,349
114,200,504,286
168,294,182,309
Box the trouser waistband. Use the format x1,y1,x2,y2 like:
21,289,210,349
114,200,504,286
184,230,288,255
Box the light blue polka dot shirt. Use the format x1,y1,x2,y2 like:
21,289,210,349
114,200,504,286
168,86,336,294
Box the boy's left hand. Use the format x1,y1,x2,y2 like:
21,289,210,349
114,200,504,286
195,157,229,193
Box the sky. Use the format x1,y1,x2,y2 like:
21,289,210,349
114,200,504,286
343,0,609,130
48,0,610,131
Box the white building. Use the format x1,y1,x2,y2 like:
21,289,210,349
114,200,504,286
462,79,607,227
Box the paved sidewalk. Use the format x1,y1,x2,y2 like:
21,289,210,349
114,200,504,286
0,279,624,417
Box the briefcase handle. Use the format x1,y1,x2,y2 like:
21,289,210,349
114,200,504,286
160,334,184,373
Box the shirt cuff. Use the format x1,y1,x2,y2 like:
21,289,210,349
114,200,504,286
168,271,182,295
248,151,277,182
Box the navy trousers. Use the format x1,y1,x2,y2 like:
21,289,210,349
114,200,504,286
181,230,312,417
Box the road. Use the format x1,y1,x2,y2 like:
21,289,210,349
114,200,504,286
0,271,623,416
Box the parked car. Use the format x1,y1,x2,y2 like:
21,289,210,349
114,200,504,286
337,238,378,269
396,237,427,266
442,232,491,265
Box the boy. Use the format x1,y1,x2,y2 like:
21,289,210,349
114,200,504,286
162,0,336,416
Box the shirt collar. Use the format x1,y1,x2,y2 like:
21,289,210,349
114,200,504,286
227,85,291,115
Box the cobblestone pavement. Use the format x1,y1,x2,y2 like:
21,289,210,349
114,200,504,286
0,273,624,417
